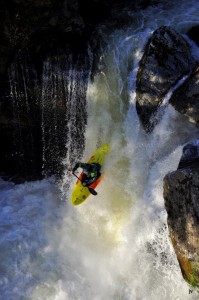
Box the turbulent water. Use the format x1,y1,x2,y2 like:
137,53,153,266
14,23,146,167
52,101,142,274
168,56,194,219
2,1,199,299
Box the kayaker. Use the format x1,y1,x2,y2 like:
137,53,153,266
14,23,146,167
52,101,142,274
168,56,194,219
72,162,101,187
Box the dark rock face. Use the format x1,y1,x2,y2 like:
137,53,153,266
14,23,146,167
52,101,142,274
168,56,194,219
136,26,195,131
164,140,199,287
0,52,90,183
178,140,199,170
0,0,92,183
169,66,199,127
0,1,101,182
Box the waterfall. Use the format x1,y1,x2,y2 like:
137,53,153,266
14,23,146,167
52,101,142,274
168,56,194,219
2,1,199,299
6,52,90,181
41,55,90,178
7,53,41,180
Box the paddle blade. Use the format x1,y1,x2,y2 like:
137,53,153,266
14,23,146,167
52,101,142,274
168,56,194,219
88,187,98,196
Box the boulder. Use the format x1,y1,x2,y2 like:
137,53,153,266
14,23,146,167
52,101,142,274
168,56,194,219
164,140,199,288
169,65,199,127
136,26,195,131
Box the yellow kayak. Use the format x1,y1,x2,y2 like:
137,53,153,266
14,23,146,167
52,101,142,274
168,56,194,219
71,144,110,206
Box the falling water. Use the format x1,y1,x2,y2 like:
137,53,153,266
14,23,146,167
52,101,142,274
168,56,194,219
7,53,40,178
6,52,90,180
1,1,199,299
41,55,90,177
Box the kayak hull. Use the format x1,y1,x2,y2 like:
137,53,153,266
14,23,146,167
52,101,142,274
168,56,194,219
71,144,110,206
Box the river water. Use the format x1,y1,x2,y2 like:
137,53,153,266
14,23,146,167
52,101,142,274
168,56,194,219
1,1,199,299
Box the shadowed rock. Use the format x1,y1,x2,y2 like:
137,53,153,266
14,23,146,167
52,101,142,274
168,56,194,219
136,26,195,132
170,65,199,127
164,140,199,288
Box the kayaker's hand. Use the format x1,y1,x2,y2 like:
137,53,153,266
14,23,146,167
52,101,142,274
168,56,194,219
82,182,86,186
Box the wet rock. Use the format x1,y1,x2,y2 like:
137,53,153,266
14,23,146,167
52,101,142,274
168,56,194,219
169,65,199,127
178,140,199,170
136,26,195,132
0,0,89,183
164,140,199,288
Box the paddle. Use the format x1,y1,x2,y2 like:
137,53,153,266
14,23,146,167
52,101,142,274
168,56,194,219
72,172,98,196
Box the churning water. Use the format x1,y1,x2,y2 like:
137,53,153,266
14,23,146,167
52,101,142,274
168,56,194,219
1,1,199,299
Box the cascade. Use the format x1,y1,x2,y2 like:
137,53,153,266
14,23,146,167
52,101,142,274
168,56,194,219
41,55,90,178
6,53,90,180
